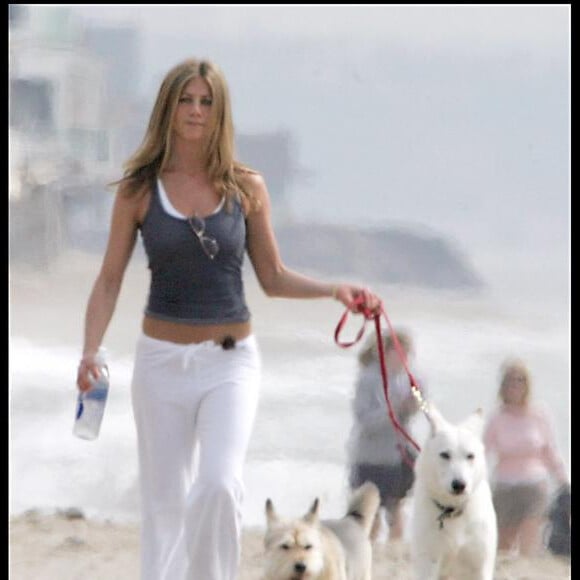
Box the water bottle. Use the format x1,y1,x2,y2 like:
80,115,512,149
73,348,110,440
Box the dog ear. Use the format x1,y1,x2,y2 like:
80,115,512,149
303,498,320,524
459,408,484,437
265,498,279,526
425,404,447,435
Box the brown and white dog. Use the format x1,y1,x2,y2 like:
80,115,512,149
263,481,381,580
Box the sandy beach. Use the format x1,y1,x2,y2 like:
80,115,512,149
9,510,571,580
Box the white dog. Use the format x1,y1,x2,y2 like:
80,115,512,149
263,481,381,580
410,406,497,580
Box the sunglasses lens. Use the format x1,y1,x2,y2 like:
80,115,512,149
202,237,219,259
188,216,219,259
189,216,204,235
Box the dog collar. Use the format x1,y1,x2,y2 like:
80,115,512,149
432,499,464,530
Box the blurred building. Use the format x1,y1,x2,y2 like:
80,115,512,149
82,23,144,167
236,129,313,222
9,5,111,198
9,5,141,266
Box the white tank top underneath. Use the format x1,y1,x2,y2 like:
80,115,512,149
157,178,225,219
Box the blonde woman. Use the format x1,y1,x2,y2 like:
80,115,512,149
75,58,381,580
346,329,426,542
484,359,568,557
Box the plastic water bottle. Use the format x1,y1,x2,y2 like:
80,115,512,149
73,348,110,440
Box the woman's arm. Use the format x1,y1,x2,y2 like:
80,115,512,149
538,408,569,484
76,185,143,392
244,172,381,313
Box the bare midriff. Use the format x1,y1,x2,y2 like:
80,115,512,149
142,316,252,345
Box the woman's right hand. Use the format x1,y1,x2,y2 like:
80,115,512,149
76,354,101,393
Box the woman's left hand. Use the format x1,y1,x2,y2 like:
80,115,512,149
333,284,382,315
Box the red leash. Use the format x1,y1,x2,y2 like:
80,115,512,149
334,296,426,460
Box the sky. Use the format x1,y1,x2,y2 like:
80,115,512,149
69,4,569,51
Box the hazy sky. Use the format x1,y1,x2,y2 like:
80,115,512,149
70,4,569,52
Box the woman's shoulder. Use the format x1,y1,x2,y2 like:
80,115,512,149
115,178,153,223
233,166,268,216
116,176,153,198
235,166,266,194
484,406,506,427
527,402,555,425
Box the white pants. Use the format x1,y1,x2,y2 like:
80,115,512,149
131,333,261,580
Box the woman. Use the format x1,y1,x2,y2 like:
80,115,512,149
346,328,426,542
75,58,381,580
484,359,569,557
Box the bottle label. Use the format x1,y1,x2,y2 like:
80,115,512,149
73,355,110,440
82,386,109,402
75,386,108,422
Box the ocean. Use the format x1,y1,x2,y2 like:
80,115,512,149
9,248,570,529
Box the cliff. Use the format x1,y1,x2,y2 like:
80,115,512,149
274,222,485,291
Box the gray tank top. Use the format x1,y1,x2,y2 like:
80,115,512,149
138,179,251,324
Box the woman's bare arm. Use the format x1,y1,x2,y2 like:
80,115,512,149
244,173,381,313
77,186,143,391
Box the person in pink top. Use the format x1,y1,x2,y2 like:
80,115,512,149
484,358,569,557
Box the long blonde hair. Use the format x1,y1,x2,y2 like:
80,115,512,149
113,58,259,212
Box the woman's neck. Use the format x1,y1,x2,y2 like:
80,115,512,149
168,141,208,177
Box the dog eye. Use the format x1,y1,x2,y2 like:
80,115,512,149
280,544,290,550
439,451,451,460
304,544,312,550
466,453,475,460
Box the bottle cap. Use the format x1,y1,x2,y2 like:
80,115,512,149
90,347,109,383
95,346,107,366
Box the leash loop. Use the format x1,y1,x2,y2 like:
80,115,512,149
334,300,374,347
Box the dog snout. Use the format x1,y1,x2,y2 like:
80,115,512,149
294,562,307,574
451,479,466,494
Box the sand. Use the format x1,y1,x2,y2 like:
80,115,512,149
9,510,571,580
